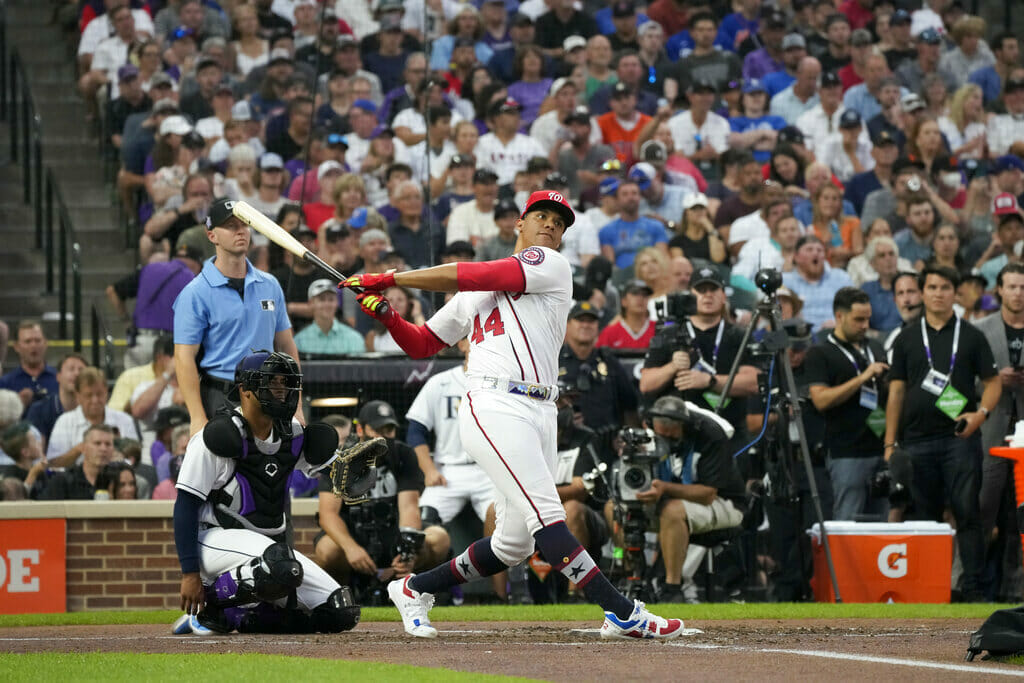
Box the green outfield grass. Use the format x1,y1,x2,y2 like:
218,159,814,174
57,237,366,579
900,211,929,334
0,653,530,682
0,602,1011,628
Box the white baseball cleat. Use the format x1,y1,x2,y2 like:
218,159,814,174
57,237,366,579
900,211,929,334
388,575,438,638
600,600,685,640
171,613,215,636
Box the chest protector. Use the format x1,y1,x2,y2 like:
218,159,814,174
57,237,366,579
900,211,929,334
209,415,305,539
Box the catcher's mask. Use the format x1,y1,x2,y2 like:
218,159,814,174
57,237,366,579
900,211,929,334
232,351,302,419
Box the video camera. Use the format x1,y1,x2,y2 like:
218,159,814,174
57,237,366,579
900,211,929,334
396,527,426,564
652,291,698,358
611,428,668,503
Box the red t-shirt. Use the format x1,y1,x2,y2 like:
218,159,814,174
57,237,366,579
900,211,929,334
596,319,656,350
838,63,863,93
302,203,336,233
839,0,874,30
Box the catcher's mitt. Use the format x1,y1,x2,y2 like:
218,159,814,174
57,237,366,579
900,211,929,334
329,436,387,504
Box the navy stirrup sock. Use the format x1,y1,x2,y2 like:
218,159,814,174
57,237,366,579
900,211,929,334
409,537,509,595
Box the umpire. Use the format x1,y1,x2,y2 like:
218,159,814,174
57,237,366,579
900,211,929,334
173,198,302,435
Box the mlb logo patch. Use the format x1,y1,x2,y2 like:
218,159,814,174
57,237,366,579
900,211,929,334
261,300,275,311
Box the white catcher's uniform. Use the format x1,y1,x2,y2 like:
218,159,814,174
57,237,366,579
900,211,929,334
176,413,339,610
406,364,497,523
423,246,572,566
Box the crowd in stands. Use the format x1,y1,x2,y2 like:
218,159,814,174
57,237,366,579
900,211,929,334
2,0,1024,602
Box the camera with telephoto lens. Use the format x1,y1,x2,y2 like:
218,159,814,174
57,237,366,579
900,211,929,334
652,291,698,357
612,428,668,503
396,526,425,564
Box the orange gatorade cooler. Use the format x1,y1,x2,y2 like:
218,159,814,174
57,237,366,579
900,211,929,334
809,522,954,603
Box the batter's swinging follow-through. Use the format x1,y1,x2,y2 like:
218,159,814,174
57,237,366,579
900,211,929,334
345,190,685,640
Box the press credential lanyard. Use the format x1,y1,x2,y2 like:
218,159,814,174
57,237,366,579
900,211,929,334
828,334,875,374
686,319,725,369
921,315,960,375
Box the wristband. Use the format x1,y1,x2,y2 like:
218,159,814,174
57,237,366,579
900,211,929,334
979,407,990,420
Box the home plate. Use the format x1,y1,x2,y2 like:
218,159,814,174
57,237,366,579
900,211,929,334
571,628,703,636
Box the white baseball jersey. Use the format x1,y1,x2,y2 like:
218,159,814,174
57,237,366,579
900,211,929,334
426,246,573,387
405,365,472,466
176,413,318,533
474,133,546,186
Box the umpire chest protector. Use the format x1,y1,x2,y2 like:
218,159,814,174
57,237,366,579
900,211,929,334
206,414,304,539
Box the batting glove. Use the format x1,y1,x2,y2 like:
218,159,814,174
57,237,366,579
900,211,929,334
342,271,396,292
357,292,396,325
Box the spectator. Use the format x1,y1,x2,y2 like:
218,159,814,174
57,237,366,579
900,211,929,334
632,246,672,300
128,342,185,451
763,33,807,97
805,287,888,521
636,20,675,101
882,8,916,71
817,109,872,185
808,182,862,268
266,96,313,161
597,280,656,350
860,237,909,334
844,131,900,217
47,367,139,464
939,15,994,89
883,271,924,357
78,6,137,105
599,179,670,269
670,11,741,95
893,197,937,268
969,32,1019,105
0,422,47,498
714,153,762,236
896,28,958,96
151,425,187,500
769,56,821,124
507,45,553,129
818,13,852,74
153,0,228,46
268,224,322,331
113,439,151,498
597,83,653,167
767,146,806,198
292,279,365,355
141,173,213,262
838,29,874,92
476,99,545,188
668,79,729,161
741,10,787,81
938,84,987,160
445,168,502,247
668,193,726,265
179,56,223,121
25,354,86,444
987,74,1024,157
884,265,999,602
151,406,189,482
630,162,685,227
861,157,926,236
40,424,117,501
733,204,801,280
553,105,614,201
477,199,520,262
107,65,152,153
78,0,155,73
715,0,761,53
728,79,786,163
365,286,426,352
782,235,854,331
796,71,846,160
922,224,969,279
976,194,1024,288
0,321,58,411
590,51,659,116
388,180,443,269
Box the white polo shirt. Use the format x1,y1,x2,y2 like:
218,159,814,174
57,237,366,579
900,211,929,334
475,132,546,186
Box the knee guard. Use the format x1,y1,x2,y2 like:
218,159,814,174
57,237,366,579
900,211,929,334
209,542,304,607
420,505,443,528
309,586,361,633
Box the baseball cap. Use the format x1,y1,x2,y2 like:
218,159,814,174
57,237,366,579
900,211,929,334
370,124,394,139
777,126,805,145
850,28,873,47
169,25,195,41
891,9,912,25
900,92,926,112
742,78,767,94
268,47,293,65
326,132,349,148
336,33,358,49
452,36,475,50
993,155,1024,174
347,207,369,230
917,28,942,44
159,115,192,136
152,98,179,115
473,168,499,184
611,0,635,17
442,240,476,258
317,159,344,181
565,104,591,124
512,12,533,26
627,162,656,190
260,153,284,170
358,400,399,430
687,78,717,94
379,14,403,31
994,192,1022,216
1006,76,1024,93
117,64,139,82
494,197,519,219
611,81,635,98
683,192,708,210
649,395,688,422
213,81,234,96
449,153,476,168
782,33,806,50
775,286,804,316
599,177,620,196
568,300,600,320
489,98,523,117
549,77,575,97
376,0,404,13
782,318,813,349
174,244,205,263
521,189,575,227
150,72,174,89
324,222,350,242
307,279,337,299
563,35,586,52
292,222,315,240
820,71,842,88
544,172,569,189
154,406,189,433
206,198,237,229
872,129,898,146
526,157,552,174
231,100,253,121
640,139,667,163
691,266,725,289
765,11,787,29
839,109,862,129
195,56,220,73
351,98,378,115
893,156,926,175
358,227,388,247
624,279,654,296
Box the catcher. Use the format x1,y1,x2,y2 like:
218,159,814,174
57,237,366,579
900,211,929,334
171,351,385,635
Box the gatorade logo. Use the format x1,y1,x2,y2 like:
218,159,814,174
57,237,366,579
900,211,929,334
877,543,908,579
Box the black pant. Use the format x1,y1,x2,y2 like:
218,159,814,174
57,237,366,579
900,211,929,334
904,433,984,595
200,376,235,418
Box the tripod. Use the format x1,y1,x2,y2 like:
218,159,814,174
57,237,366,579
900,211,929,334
715,274,842,602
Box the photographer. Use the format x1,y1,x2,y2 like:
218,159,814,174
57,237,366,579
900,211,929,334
805,288,888,521
628,396,745,602
639,268,758,452
884,265,1000,602
314,400,450,592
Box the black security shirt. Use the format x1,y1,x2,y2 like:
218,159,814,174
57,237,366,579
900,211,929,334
889,314,997,442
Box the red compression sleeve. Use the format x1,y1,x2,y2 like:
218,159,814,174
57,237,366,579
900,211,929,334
456,258,525,292
384,316,448,359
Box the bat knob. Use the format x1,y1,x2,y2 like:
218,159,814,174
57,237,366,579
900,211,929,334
376,301,391,317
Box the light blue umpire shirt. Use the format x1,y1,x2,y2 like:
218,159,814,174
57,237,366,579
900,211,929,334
173,257,291,380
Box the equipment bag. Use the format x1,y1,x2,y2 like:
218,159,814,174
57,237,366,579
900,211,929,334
966,606,1024,661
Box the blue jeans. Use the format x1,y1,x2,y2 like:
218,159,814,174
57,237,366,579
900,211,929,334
904,434,984,595
826,455,888,521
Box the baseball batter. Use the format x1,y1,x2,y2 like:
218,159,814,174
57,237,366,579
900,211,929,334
171,351,360,635
345,190,684,640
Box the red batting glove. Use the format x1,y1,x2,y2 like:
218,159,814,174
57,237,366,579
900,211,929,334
342,271,396,292
357,292,396,326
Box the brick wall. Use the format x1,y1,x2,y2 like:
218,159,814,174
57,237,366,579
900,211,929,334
1,499,323,612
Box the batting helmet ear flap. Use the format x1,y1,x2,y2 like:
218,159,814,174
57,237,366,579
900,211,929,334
302,422,340,472
203,415,244,459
